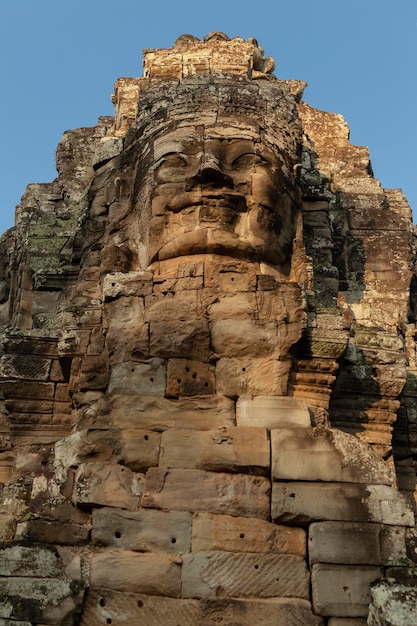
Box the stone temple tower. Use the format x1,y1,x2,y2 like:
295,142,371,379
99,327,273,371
0,33,416,625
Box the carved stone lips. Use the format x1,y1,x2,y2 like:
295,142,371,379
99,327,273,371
163,190,247,213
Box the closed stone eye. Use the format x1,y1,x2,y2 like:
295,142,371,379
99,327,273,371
157,153,188,169
232,153,267,168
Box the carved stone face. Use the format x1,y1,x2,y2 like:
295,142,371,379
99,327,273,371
146,122,297,269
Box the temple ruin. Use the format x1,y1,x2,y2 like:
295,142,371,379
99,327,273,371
0,33,416,625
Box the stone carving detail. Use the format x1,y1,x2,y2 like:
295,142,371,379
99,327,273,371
0,34,416,625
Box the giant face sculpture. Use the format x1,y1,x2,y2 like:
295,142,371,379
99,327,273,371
129,82,301,274
148,124,297,268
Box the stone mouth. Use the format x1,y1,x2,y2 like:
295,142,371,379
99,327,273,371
162,190,247,213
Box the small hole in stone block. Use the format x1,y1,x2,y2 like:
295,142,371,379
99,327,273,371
242,367,246,372
150,377,154,382
138,600,144,608
192,372,197,379
107,619,112,624
185,366,190,372
115,531,122,539
239,533,245,539
99,598,106,607
171,537,176,544
144,434,149,441
254,564,259,570
230,277,235,282
177,378,182,384
204,382,209,387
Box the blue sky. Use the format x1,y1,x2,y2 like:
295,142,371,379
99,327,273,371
0,0,416,235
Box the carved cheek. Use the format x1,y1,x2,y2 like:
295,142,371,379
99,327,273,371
251,171,278,209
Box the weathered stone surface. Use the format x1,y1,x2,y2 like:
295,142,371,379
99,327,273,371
110,393,235,430
80,589,201,626
192,512,306,556
236,395,311,427
166,358,216,397
16,519,90,545
92,507,191,552
107,358,166,396
90,550,182,596
159,426,269,474
103,271,153,299
199,598,324,626
0,545,62,577
312,563,382,617
272,483,415,526
367,579,417,626
119,428,161,471
142,468,271,518
182,551,310,599
81,590,324,626
73,462,144,509
271,427,393,484
216,357,292,396
309,522,407,566
0,577,81,624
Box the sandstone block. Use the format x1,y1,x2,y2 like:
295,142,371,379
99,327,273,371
210,318,279,358
166,358,215,396
103,271,153,299
200,598,323,626
0,577,81,624
150,318,210,360
144,290,201,321
90,550,182,596
272,482,415,526
73,462,143,510
271,427,393,484
182,551,309,599
107,358,166,395
110,393,235,430
106,322,150,362
0,545,62,577
309,522,382,566
54,429,116,467
81,589,200,626
0,355,51,381
159,426,269,474
309,522,408,567
92,507,192,552
237,395,311,428
105,295,145,330
142,468,270,519
216,357,291,396
18,519,89,545
311,563,382,617
119,428,160,471
207,292,257,319
192,512,306,556
367,580,417,626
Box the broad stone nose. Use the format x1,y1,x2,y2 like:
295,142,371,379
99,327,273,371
188,155,235,189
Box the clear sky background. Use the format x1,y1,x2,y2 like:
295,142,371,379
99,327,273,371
0,0,416,236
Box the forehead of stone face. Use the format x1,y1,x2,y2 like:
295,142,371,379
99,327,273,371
151,119,272,161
